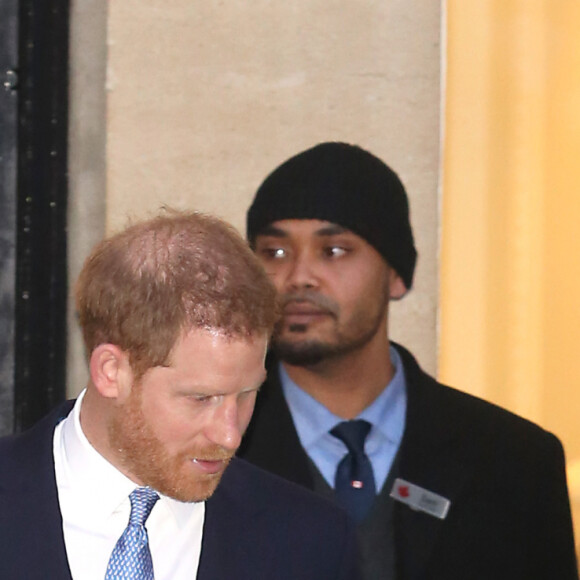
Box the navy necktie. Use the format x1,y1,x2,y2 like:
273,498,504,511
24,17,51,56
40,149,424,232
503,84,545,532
330,420,376,523
105,487,159,580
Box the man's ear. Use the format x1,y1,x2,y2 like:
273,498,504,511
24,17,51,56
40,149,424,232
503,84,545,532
388,269,408,301
89,344,132,399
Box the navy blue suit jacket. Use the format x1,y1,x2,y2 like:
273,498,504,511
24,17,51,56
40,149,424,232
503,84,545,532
0,401,359,579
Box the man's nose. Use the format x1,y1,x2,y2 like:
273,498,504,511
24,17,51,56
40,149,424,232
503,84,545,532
284,253,318,291
205,399,244,451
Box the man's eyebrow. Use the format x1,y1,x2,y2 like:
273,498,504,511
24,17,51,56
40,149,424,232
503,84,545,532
315,224,349,237
256,225,288,238
257,224,351,238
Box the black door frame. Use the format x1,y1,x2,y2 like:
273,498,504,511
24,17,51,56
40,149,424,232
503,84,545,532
0,0,19,436
0,0,70,434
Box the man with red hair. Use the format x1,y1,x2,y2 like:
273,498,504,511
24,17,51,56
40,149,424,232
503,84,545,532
0,210,359,580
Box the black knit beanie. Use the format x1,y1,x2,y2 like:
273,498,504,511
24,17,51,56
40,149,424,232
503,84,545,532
247,142,417,290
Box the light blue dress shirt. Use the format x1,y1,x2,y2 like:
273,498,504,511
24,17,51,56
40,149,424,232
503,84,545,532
280,346,407,493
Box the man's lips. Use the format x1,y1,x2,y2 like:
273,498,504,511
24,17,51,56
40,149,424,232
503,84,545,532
283,299,334,318
191,458,230,475
284,305,329,316
282,307,331,325
279,295,338,327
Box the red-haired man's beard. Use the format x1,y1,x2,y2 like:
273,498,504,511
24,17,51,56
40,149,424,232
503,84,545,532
108,389,233,503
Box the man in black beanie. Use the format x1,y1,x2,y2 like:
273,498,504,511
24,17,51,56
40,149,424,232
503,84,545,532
238,142,577,580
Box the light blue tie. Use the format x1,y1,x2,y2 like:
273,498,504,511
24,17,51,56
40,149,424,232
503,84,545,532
105,487,159,580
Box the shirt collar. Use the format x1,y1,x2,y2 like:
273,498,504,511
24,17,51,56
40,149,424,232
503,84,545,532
359,346,406,446
279,345,407,450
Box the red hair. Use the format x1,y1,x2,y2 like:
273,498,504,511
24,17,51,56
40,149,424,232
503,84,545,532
75,210,278,378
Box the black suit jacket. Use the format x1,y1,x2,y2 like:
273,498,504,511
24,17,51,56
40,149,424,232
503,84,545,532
238,343,578,579
0,401,359,579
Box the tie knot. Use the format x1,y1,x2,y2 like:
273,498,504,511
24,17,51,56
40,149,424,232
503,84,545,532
330,420,372,456
128,487,159,527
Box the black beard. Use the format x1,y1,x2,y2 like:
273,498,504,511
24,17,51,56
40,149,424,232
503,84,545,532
272,282,390,368
273,339,332,366
271,321,330,365
272,321,382,367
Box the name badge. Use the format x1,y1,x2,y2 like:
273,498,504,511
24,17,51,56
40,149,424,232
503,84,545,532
390,478,451,520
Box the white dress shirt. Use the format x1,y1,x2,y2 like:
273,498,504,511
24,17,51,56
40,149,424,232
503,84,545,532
53,390,205,580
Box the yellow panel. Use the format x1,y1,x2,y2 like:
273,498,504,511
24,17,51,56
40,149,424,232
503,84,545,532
442,0,580,548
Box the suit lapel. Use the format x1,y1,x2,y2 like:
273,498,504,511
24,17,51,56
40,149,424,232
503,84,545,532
393,345,475,579
394,449,470,579
196,495,230,579
1,402,74,579
197,459,268,579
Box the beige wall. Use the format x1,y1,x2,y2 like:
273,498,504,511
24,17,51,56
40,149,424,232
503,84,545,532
69,0,442,415
69,1,442,394
67,0,108,393
103,0,443,375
